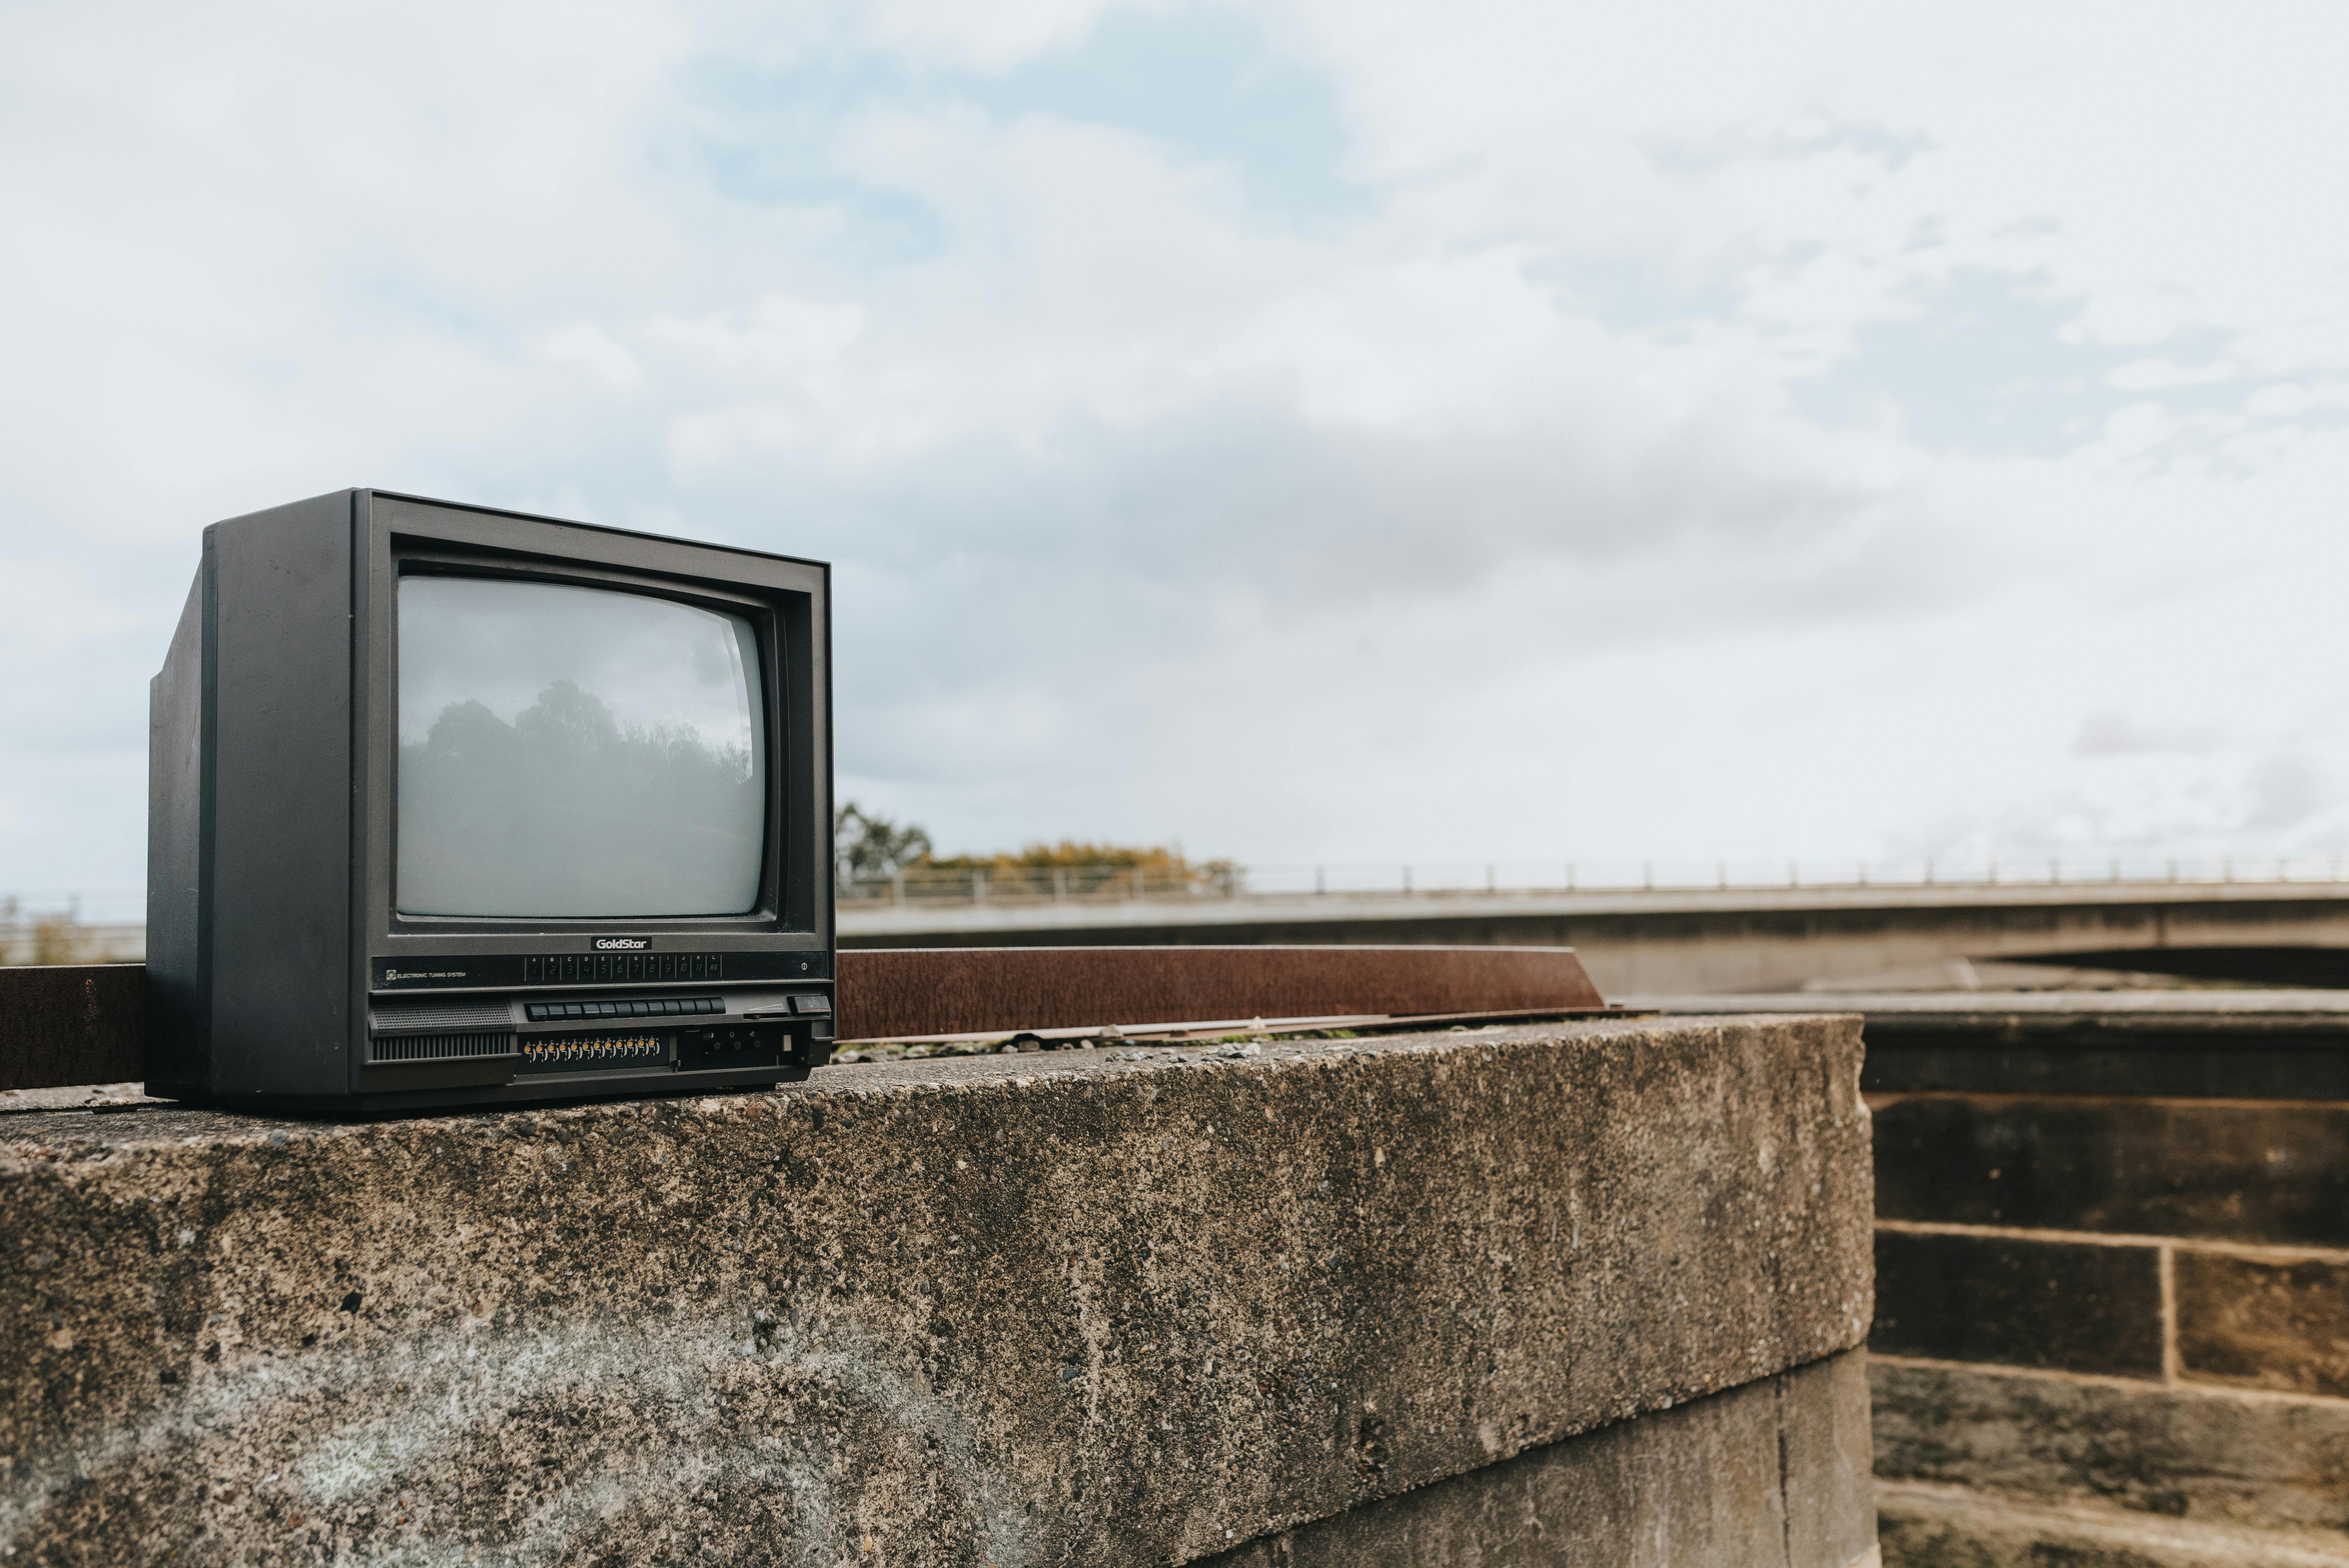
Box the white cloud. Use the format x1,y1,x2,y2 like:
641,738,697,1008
536,324,647,392
863,0,1155,71
5,0,2349,894
2074,713,2224,759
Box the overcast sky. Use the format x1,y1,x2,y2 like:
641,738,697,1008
6,0,2348,905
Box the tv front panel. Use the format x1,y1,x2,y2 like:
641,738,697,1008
147,489,835,1111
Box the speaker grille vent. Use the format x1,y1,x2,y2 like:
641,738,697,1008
370,998,513,1033
369,1032,516,1064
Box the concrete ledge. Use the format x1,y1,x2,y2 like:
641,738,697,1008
1205,1348,1877,1568
1,1015,1871,1564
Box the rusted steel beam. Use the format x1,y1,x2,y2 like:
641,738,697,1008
0,946,1602,1092
831,944,1604,1042
0,964,144,1092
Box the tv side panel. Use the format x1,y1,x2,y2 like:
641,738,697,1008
144,556,210,1096
205,493,357,1099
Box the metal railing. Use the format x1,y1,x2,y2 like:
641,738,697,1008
838,855,2349,912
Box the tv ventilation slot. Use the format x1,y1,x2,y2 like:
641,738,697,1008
369,998,513,1034
368,1032,517,1064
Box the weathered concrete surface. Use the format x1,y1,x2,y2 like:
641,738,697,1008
1202,1348,1877,1568
0,1016,1871,1566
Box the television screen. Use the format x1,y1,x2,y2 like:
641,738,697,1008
396,577,768,918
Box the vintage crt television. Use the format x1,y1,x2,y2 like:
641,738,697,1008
146,489,835,1111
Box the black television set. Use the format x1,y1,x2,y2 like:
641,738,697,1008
146,489,835,1111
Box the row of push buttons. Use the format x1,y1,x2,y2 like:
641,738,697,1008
526,997,724,1022
527,954,724,984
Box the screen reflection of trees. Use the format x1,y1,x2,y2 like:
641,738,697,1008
397,679,764,917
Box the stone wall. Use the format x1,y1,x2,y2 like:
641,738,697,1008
0,1015,1876,1566
1859,997,2349,1565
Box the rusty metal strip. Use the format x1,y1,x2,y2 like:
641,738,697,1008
831,945,1604,1042
0,964,144,1092
0,945,1603,1093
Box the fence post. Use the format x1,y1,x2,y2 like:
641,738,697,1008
1486,863,1496,893
892,869,904,907
1315,865,1326,896
974,869,987,906
1402,865,1413,896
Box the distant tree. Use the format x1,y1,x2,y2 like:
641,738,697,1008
921,839,1237,892
923,841,1186,872
834,804,934,886
0,896,92,967
31,911,87,966
832,812,1235,895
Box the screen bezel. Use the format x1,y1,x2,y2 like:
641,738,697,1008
355,493,831,971
389,557,782,925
